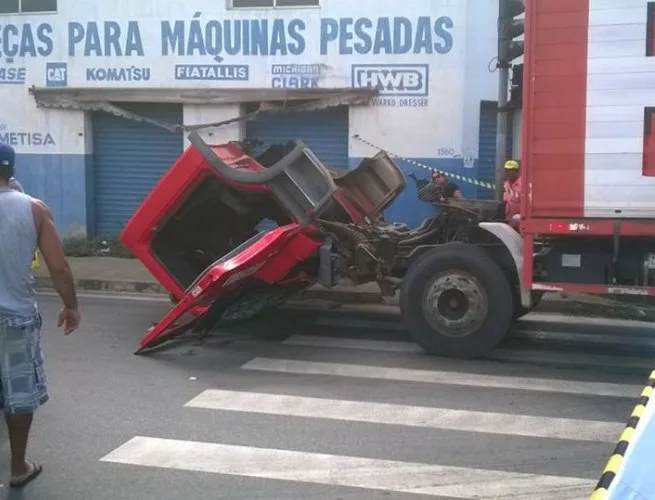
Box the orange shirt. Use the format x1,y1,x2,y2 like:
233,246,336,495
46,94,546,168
503,176,521,219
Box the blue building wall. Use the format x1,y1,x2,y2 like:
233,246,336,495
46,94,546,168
14,153,90,237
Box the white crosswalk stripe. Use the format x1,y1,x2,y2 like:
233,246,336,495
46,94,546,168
283,334,655,369
241,357,642,398
100,436,595,499
185,389,623,441
99,324,652,499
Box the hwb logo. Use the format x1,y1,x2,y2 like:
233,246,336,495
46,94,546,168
351,65,429,97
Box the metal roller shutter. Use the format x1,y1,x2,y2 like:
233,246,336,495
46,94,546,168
92,103,183,236
476,101,513,199
245,105,349,170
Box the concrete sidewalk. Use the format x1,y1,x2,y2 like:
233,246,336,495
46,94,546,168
34,256,655,321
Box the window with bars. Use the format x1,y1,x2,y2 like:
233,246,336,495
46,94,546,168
231,0,319,8
0,0,57,14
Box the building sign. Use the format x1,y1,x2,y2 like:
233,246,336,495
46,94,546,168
86,66,151,82
46,62,67,87
68,21,144,56
352,64,429,107
319,16,453,55
160,15,453,57
161,15,306,57
174,63,249,81
0,23,53,58
0,124,55,147
0,16,454,61
0,22,52,85
271,64,324,88
0,62,26,85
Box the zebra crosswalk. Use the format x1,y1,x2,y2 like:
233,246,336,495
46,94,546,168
98,319,655,499
101,437,595,498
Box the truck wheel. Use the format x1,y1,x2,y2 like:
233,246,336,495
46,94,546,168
399,243,514,359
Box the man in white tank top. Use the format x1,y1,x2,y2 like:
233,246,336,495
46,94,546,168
0,141,81,488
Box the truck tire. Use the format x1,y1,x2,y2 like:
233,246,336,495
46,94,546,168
399,243,514,359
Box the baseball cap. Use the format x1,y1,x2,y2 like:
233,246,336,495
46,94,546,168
0,141,15,169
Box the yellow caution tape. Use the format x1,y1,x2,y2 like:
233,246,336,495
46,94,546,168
351,134,497,190
591,488,608,500
590,372,655,498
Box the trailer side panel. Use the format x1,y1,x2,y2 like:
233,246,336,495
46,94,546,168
524,0,655,220
522,0,589,219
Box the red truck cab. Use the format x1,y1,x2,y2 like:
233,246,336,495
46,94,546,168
120,133,404,352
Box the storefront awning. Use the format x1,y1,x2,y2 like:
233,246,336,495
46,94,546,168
28,86,377,132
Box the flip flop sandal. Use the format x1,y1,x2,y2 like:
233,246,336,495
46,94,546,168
10,461,43,488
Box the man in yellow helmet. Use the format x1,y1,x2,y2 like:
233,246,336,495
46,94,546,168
503,159,521,229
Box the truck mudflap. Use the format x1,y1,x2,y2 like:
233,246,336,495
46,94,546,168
135,224,321,354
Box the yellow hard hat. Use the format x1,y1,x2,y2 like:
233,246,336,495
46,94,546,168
504,160,519,170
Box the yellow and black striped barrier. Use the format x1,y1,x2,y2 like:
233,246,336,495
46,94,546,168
351,134,497,191
590,370,655,499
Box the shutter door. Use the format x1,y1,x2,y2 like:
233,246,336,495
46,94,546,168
476,101,513,199
246,105,349,170
92,103,183,236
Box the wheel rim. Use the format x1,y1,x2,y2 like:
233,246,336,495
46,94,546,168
421,270,488,338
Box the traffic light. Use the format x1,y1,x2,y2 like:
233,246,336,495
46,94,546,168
498,0,525,67
509,63,523,108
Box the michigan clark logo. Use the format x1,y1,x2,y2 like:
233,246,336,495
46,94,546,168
351,64,429,97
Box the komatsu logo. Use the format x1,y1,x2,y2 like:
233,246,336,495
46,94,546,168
351,64,428,96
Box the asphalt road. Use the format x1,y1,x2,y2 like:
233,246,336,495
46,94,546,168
1,292,654,500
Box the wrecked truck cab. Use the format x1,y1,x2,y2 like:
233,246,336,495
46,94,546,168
122,135,333,297
120,132,405,352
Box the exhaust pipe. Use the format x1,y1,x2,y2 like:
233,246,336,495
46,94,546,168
188,130,308,185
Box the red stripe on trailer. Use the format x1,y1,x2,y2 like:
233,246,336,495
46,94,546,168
522,0,589,220
522,218,655,237
643,108,655,177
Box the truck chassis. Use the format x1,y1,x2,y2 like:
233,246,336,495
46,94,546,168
121,132,548,359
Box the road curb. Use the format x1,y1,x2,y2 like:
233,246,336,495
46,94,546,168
34,276,655,322
34,276,166,295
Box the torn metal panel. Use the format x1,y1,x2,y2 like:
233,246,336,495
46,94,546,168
28,86,377,133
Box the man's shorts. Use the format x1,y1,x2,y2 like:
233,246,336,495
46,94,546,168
0,313,49,414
